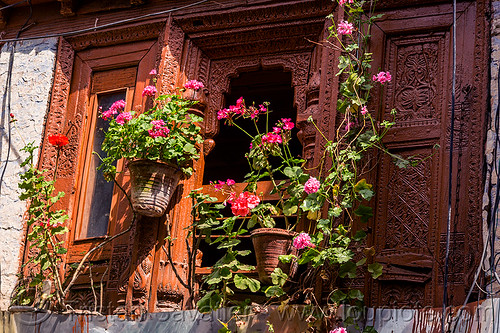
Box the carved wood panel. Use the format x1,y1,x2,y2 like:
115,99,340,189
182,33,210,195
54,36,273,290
368,1,488,307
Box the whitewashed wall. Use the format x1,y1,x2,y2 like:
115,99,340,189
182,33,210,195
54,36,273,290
0,38,58,310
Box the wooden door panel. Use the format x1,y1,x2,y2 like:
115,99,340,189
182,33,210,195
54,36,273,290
368,1,486,307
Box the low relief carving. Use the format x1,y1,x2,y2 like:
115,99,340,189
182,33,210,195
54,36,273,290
439,233,466,284
380,282,426,307
40,37,74,177
384,152,431,250
67,22,163,51
388,36,444,123
159,22,185,95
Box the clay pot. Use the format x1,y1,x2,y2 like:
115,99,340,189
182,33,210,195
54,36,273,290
250,228,298,284
128,160,182,217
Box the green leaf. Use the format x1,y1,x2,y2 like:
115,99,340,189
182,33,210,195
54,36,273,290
348,289,364,301
330,289,347,303
264,285,285,298
354,205,373,223
283,202,298,216
368,262,383,279
356,257,367,266
197,291,222,313
363,326,378,333
278,254,297,263
217,238,241,249
233,274,260,292
353,230,367,242
271,268,288,287
339,261,357,278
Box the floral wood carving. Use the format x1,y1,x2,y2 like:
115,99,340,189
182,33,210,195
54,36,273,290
158,22,185,95
40,37,74,177
67,22,163,51
385,34,445,126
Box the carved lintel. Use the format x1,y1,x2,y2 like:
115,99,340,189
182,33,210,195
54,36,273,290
58,0,75,17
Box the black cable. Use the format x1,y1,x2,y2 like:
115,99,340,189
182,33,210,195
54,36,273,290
0,0,27,11
0,0,32,196
442,0,457,332
0,0,209,43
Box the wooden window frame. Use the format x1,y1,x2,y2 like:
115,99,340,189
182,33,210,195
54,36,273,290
62,40,158,264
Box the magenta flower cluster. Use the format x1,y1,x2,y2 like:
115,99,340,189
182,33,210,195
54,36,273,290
293,232,315,250
259,118,295,146
184,80,204,90
372,71,392,84
101,99,126,120
330,328,347,333
338,21,354,35
148,119,170,138
338,0,354,5
116,111,133,125
217,97,267,120
142,85,157,97
211,178,236,191
304,176,321,194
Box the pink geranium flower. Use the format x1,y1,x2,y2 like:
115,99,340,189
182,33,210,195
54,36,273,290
149,69,157,75
339,0,354,5
101,100,126,120
217,108,230,120
142,85,157,97
304,176,321,194
116,111,133,125
338,21,354,35
184,80,204,90
330,328,347,333
262,133,282,144
372,71,392,84
148,119,170,138
230,192,260,216
361,106,368,115
345,121,355,132
293,232,315,250
226,179,236,186
282,118,295,130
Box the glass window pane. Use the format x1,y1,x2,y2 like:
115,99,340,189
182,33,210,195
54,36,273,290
78,91,126,239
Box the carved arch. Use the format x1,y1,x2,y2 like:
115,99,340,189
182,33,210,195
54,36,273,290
206,53,311,138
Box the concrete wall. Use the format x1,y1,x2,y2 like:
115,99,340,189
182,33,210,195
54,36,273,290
0,38,58,310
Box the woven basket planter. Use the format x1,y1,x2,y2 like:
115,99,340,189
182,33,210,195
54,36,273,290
128,160,182,217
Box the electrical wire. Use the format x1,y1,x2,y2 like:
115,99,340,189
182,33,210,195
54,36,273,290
0,0,32,196
0,0,209,43
442,0,457,331
0,0,27,11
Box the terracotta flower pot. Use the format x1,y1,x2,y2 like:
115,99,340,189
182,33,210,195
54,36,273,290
128,160,182,217
250,228,298,284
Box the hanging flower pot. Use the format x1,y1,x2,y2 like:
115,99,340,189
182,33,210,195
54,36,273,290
250,228,298,284
128,160,182,217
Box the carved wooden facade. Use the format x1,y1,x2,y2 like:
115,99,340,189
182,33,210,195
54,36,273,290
10,0,489,313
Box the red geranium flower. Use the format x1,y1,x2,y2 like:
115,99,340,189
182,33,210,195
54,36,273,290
48,134,69,148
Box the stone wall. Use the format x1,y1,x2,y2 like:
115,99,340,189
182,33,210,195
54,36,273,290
0,38,58,310
484,0,500,292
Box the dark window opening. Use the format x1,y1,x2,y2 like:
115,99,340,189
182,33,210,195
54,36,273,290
203,69,302,184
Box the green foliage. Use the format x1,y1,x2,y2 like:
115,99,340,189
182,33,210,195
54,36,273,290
99,94,203,179
14,143,69,307
191,191,261,313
